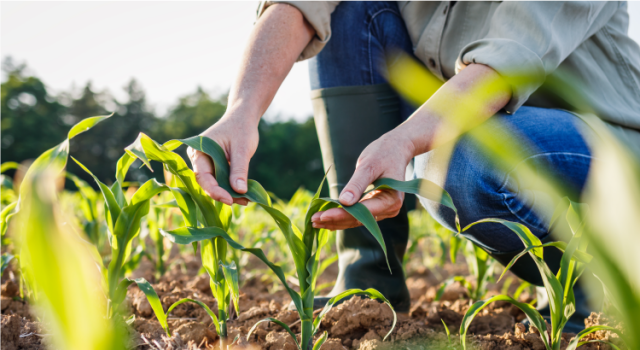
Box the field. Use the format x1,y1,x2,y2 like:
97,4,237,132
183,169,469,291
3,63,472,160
0,115,636,350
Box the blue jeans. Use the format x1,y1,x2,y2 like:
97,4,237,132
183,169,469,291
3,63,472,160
308,1,593,254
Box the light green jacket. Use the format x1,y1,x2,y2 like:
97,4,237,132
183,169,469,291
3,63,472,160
260,1,640,159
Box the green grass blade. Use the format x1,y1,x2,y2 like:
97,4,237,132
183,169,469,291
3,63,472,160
247,318,301,350
313,288,396,341
460,295,549,350
130,277,169,336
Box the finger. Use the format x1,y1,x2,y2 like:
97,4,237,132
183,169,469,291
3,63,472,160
339,163,378,206
190,149,233,205
313,191,403,225
229,147,250,194
313,221,363,231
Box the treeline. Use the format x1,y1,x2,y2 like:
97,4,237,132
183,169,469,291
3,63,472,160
1,58,326,199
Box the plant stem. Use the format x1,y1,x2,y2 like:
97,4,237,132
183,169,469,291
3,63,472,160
301,318,312,350
219,309,228,350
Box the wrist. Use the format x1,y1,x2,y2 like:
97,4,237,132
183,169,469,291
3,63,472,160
221,102,262,128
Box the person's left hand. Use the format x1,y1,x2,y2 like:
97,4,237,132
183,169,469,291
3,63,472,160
311,131,416,230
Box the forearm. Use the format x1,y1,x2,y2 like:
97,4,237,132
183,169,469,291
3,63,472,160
396,64,512,156
226,3,315,125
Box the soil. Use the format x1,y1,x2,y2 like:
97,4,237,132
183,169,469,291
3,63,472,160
1,252,625,350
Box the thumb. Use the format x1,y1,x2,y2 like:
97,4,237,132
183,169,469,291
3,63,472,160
339,164,377,206
229,148,251,194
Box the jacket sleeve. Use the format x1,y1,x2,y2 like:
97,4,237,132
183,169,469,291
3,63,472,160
456,1,620,114
257,1,340,61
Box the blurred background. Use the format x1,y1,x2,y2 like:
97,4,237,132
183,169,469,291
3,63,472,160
2,2,640,199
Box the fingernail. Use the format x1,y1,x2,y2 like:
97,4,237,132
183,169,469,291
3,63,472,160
311,213,322,222
312,223,324,229
222,198,233,206
339,191,354,204
236,179,247,192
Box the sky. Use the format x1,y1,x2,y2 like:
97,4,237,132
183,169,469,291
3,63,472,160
2,1,640,122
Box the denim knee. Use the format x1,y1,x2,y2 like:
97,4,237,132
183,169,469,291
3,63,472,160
413,107,593,253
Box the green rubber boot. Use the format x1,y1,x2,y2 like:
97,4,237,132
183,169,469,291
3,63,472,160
310,84,411,313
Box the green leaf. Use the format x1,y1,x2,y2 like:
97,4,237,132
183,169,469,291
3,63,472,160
247,318,300,350
71,157,122,232
449,235,463,264
179,136,271,206
1,254,14,276
441,319,451,345
130,277,170,336
67,114,112,139
161,226,304,314
460,295,550,350
107,200,150,299
0,161,19,174
1,202,18,239
167,298,220,335
566,325,623,350
312,332,328,350
313,288,396,341
126,133,222,228
220,260,240,314
20,115,111,197
319,198,391,273
371,178,457,214
112,278,134,312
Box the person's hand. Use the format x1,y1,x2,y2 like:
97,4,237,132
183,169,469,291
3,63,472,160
187,113,259,206
311,131,416,230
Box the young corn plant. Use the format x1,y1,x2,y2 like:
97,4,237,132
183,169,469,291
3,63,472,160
458,199,623,350
126,133,398,350
125,133,254,348
72,150,177,317
5,114,126,349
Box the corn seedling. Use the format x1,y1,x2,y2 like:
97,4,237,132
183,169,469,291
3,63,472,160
125,134,398,350
72,150,175,317
458,200,623,350
8,115,125,349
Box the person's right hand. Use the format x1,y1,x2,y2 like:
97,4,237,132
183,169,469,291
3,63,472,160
187,113,259,206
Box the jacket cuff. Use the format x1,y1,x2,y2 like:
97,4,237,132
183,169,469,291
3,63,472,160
258,1,335,61
457,38,546,114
